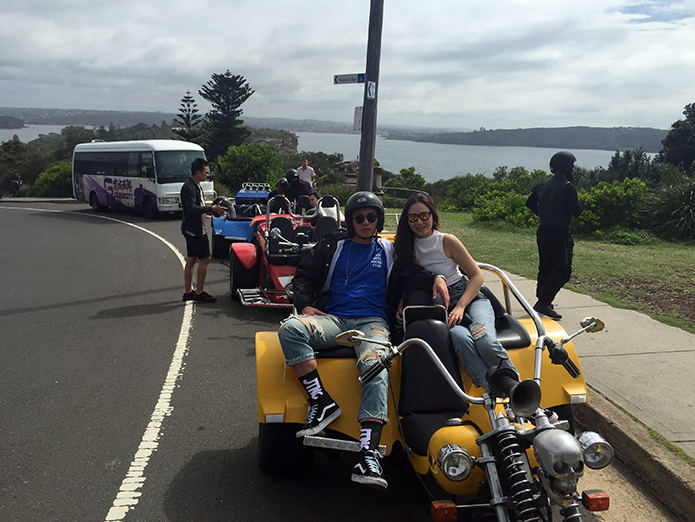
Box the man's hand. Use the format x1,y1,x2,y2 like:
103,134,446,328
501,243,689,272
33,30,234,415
433,276,450,309
300,306,326,316
211,204,227,216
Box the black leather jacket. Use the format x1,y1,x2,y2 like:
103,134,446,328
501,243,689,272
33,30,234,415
180,177,212,236
292,231,436,326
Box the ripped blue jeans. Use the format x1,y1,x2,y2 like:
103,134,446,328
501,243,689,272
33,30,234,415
278,315,390,423
448,279,519,392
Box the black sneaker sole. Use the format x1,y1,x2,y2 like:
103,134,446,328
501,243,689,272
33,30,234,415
295,406,342,438
351,474,388,490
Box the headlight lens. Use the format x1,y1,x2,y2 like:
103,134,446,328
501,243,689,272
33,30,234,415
577,432,613,470
437,444,473,482
161,197,178,205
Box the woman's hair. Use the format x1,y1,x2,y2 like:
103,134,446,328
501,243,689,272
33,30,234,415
394,193,440,264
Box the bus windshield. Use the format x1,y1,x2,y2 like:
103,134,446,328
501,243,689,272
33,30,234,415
155,150,207,183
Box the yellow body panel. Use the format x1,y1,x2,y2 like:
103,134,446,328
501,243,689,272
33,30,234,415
256,315,588,479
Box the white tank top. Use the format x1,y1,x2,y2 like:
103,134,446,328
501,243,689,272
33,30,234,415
413,230,463,285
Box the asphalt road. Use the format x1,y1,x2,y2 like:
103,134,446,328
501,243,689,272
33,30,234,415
0,201,676,522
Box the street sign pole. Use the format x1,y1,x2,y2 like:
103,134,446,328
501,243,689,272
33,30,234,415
357,0,384,193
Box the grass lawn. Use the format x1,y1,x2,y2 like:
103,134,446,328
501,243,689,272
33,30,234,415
383,210,695,334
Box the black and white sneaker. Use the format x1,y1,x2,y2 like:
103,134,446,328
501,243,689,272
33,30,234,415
352,449,388,490
295,400,342,438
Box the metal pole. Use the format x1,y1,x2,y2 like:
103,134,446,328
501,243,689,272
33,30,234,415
357,0,384,193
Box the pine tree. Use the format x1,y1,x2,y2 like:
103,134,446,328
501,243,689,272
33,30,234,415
173,90,203,143
198,71,254,160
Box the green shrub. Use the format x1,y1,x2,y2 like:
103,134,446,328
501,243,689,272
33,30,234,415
445,174,490,210
603,227,660,245
217,144,283,193
471,191,537,227
315,184,356,206
573,178,649,235
647,178,695,241
29,161,73,197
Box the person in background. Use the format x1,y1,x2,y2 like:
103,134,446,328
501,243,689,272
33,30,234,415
297,156,316,185
284,168,312,207
11,172,22,197
525,151,583,320
180,158,227,303
268,177,290,213
308,191,321,208
393,193,520,395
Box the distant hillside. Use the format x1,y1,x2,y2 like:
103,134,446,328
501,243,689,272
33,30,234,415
0,107,176,128
385,126,668,153
0,115,25,129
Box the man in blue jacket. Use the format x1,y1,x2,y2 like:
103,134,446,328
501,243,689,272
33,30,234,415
180,158,227,303
278,192,446,490
525,151,583,320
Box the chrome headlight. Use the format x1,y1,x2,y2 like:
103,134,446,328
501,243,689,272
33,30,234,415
161,196,178,205
577,432,613,470
436,444,473,482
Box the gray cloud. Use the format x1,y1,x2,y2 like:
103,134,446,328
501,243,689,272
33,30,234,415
1,0,694,129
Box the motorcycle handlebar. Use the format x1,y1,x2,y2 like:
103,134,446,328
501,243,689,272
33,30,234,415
356,337,484,406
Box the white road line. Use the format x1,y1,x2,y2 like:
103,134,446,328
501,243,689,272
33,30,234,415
1,206,194,521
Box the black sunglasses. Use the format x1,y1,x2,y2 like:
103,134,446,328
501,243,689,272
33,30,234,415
353,213,378,224
407,211,431,223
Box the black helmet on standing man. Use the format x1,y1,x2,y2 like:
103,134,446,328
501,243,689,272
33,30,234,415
549,151,577,175
344,191,385,237
285,169,299,182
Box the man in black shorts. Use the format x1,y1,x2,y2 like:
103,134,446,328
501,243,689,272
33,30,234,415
181,158,227,303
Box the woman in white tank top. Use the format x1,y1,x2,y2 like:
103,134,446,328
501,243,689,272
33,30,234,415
394,194,519,393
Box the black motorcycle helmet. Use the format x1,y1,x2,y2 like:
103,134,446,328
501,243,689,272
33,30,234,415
344,191,385,237
212,196,234,217
275,178,289,190
285,169,299,182
549,151,577,175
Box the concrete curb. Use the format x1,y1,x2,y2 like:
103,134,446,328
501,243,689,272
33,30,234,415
575,389,695,521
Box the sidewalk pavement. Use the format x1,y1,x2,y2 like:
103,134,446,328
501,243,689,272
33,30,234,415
490,271,695,521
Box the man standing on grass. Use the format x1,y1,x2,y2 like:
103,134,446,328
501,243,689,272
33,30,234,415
525,151,583,320
180,158,227,303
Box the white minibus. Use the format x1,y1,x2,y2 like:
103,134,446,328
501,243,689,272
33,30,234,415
72,140,216,218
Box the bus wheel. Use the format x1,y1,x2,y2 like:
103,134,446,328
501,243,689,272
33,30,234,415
143,198,158,219
89,192,106,212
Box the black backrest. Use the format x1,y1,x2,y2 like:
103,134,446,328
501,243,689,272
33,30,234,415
398,318,467,416
315,216,339,239
268,217,294,256
293,225,316,245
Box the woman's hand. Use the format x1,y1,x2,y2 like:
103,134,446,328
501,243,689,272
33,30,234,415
448,303,466,328
395,297,405,325
433,276,450,309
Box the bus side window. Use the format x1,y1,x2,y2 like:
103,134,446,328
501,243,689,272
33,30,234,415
141,152,154,179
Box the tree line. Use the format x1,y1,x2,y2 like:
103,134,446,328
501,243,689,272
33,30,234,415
1,69,694,242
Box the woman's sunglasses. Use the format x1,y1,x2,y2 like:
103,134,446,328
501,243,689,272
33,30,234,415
353,213,378,224
407,211,432,223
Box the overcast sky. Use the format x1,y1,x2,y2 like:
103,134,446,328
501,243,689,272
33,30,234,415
2,0,694,130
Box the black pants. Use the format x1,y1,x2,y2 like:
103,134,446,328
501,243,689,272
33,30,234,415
535,225,574,306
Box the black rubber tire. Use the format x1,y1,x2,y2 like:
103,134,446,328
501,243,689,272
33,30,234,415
89,192,106,212
142,197,158,219
229,251,258,300
257,423,313,476
212,235,230,259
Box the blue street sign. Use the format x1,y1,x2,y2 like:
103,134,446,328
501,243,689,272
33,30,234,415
334,73,366,85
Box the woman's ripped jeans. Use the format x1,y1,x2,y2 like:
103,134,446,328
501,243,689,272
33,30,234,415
447,279,519,392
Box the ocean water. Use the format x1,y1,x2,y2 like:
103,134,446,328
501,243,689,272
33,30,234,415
296,132,618,182
2,125,619,183
0,124,69,144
